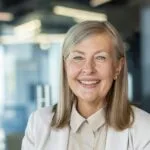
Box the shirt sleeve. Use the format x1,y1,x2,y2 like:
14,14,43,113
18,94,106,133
21,112,35,150
143,141,150,150
131,107,150,150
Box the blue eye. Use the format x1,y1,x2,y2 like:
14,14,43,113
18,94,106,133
73,56,84,60
96,56,106,61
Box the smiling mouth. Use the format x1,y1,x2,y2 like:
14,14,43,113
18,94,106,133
78,80,100,88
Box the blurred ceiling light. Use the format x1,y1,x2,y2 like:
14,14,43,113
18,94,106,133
0,35,34,44
14,19,41,34
40,43,51,50
0,12,14,21
36,33,65,44
0,34,65,44
90,0,111,7
53,6,107,22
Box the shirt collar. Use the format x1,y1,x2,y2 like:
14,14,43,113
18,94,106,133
87,106,105,132
70,103,86,133
70,102,106,133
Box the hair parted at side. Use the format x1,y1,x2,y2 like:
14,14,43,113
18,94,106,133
51,20,134,131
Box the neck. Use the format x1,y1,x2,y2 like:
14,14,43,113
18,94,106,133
76,99,105,118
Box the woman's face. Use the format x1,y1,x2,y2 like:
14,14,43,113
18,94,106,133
65,33,122,106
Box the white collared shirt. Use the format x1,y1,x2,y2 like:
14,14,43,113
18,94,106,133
68,103,107,150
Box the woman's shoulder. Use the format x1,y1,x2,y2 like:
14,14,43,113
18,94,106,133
22,106,56,148
127,106,150,149
29,106,54,126
131,106,150,138
34,106,54,116
132,106,150,124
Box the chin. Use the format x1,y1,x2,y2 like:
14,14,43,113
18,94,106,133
78,96,99,103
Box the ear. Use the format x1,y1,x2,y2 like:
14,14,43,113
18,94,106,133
114,57,124,80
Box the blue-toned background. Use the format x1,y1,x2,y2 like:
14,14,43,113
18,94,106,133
0,0,150,149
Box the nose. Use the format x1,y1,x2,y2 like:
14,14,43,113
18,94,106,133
82,59,95,74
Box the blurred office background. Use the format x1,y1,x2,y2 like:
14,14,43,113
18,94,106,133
0,0,150,149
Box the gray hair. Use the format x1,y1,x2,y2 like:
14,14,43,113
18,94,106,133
51,21,134,130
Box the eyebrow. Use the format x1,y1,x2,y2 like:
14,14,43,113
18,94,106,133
71,50,109,55
71,50,84,54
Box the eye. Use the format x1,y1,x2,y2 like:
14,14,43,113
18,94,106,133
72,56,84,60
96,56,106,61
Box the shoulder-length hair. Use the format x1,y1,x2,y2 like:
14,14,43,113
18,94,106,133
51,21,134,131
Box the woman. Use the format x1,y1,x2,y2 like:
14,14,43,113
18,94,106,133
22,21,150,150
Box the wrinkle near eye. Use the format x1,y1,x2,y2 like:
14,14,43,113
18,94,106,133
94,52,109,62
95,56,106,61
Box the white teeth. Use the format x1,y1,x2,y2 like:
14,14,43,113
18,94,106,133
80,80,99,85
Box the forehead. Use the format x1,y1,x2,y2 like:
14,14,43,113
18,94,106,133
70,33,114,54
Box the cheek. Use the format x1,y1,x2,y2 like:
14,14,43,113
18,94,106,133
98,64,115,78
65,62,81,80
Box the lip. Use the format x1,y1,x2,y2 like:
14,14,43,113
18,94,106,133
78,79,100,88
78,77,100,81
